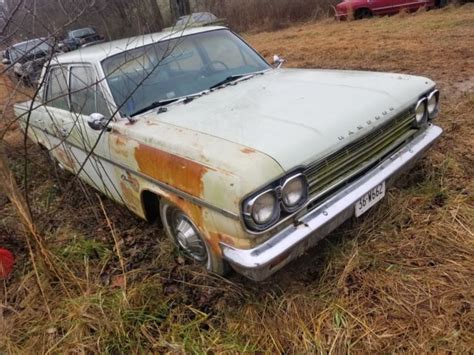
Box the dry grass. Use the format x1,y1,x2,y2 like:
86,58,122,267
1,6,473,353
202,0,337,32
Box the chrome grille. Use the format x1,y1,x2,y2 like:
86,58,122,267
305,111,417,200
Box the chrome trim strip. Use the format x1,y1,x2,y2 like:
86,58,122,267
372,1,428,11
25,123,240,220
220,124,443,281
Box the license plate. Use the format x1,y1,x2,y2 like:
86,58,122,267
355,182,386,217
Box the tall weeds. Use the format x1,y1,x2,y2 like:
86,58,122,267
200,0,338,32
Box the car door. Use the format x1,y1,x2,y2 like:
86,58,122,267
404,0,431,11
66,64,123,201
368,0,406,15
41,65,78,172
13,65,67,163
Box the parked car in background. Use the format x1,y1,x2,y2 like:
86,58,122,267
14,27,442,281
60,27,104,52
2,38,54,85
335,0,443,20
164,12,226,31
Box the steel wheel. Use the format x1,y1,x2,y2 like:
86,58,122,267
160,199,230,275
161,203,209,264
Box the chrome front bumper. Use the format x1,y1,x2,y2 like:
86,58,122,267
220,124,443,281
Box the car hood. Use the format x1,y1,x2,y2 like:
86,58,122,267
149,68,435,170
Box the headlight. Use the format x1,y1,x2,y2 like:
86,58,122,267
415,97,427,125
281,173,308,212
242,171,309,232
427,89,439,119
243,189,280,230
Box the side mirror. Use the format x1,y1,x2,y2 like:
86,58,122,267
2,58,11,65
273,54,285,68
87,113,109,131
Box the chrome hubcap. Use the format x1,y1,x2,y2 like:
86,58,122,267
171,211,207,262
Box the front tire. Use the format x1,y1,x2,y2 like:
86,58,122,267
160,199,228,275
355,8,373,19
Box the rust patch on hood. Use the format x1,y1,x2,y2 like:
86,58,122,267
240,147,256,154
134,144,208,198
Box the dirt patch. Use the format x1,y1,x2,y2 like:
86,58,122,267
449,76,474,96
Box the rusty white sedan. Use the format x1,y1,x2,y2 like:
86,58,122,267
14,27,442,281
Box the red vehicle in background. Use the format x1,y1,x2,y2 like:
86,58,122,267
335,0,445,20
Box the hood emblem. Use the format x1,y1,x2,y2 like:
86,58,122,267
337,108,395,142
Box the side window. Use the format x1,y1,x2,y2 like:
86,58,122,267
70,66,110,116
46,66,69,110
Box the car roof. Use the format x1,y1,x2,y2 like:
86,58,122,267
55,26,226,65
69,27,94,31
12,37,47,48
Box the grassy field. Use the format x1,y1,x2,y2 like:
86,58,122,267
1,5,473,353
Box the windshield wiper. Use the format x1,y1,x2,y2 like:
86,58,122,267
131,90,211,117
209,73,258,90
131,98,180,117
209,70,269,90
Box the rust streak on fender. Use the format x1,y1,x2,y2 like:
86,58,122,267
55,147,75,170
208,232,236,256
120,181,141,214
111,134,131,158
119,172,142,214
167,195,204,229
134,144,208,198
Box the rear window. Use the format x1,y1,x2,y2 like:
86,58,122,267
69,28,95,38
10,39,50,62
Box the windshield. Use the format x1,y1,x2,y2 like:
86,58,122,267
10,39,50,62
69,28,95,39
102,29,270,117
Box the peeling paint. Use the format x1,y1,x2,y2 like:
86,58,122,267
240,147,256,154
120,180,142,214
54,146,75,170
167,194,205,231
111,134,131,158
134,144,209,198
121,171,140,192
